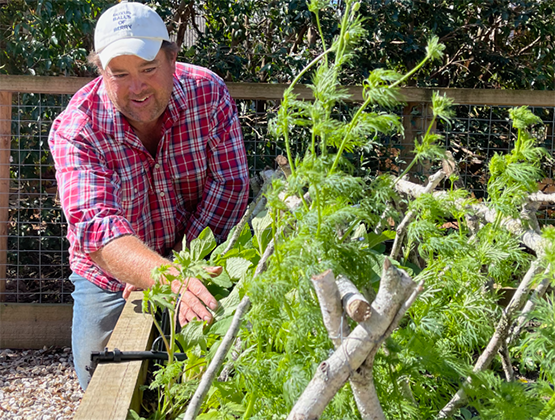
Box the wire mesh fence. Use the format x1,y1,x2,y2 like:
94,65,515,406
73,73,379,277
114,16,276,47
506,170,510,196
6,93,72,303
444,105,555,223
1,89,554,304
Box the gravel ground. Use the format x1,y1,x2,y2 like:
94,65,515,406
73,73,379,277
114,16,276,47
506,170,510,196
0,347,83,420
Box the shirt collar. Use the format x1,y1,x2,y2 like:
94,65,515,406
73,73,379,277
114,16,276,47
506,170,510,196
166,76,188,126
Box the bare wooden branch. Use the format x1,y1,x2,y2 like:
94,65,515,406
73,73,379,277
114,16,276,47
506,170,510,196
374,195,403,235
438,261,543,418
336,275,372,322
390,170,446,260
521,201,541,234
255,238,275,276
183,295,251,420
499,343,514,382
508,267,552,345
311,270,349,348
440,152,457,180
354,276,425,420
223,192,268,256
217,337,243,382
381,278,425,345
248,196,269,223
287,259,416,420
395,177,547,255
278,190,312,212
311,270,386,420
276,154,292,178
185,178,312,417
223,169,286,256
350,362,386,420
528,191,555,203
255,191,311,276
470,205,545,254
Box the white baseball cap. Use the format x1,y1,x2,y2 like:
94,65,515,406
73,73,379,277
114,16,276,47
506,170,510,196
94,1,170,68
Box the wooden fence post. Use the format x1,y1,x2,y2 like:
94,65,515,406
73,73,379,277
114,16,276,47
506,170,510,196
401,102,436,179
0,92,11,302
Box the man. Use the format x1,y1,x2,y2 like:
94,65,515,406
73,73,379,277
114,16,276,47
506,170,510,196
48,1,249,390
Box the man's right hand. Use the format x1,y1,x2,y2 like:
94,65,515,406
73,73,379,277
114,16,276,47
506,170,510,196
123,270,219,325
171,275,219,325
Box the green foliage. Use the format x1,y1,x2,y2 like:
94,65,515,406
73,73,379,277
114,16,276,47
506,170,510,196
352,0,554,89
136,227,250,420
1,0,112,76
465,370,544,420
232,2,456,418
517,294,555,381
18,1,542,418
396,90,455,181
487,106,548,221
157,2,553,418
515,293,555,420
184,0,319,83
3,0,553,88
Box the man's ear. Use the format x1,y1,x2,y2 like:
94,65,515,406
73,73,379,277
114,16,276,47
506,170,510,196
169,50,178,68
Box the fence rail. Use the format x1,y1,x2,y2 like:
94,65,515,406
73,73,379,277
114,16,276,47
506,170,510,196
0,75,554,329
2,75,555,106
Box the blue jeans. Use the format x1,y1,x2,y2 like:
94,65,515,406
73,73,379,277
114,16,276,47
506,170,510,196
70,273,126,390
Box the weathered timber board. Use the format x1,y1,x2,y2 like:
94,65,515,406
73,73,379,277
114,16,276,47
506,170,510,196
1,75,554,106
0,302,72,348
73,291,154,420
0,91,11,301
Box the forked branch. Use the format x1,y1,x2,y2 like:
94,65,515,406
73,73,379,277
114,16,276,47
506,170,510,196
390,170,446,261
288,259,418,419
311,270,384,420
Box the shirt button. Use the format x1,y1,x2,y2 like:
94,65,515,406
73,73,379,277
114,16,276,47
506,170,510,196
134,188,138,194
154,163,161,169
159,191,165,197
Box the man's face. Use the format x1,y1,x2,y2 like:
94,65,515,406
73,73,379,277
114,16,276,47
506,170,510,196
102,49,176,129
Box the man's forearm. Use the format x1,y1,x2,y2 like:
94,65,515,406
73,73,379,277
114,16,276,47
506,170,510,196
89,234,174,289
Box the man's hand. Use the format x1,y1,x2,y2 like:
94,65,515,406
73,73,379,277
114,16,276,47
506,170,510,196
173,266,222,325
122,266,222,325
172,276,219,325
123,283,141,300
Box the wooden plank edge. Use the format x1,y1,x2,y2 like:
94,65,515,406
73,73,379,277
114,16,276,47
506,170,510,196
74,291,154,420
401,87,555,107
1,74,554,106
0,302,72,349
0,91,10,301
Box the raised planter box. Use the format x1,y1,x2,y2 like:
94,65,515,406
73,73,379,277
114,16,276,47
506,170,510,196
73,291,154,420
0,302,72,349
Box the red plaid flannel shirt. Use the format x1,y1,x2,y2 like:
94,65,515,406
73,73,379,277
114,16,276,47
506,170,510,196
49,63,249,291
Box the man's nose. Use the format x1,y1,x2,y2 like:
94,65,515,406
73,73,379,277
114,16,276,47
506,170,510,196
129,76,146,94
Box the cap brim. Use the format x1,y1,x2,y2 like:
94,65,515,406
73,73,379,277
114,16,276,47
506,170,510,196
98,38,163,68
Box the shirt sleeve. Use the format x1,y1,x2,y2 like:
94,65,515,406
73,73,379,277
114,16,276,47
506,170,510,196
49,123,135,254
183,82,250,243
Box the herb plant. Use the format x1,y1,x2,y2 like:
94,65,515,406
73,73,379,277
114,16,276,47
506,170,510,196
131,1,555,419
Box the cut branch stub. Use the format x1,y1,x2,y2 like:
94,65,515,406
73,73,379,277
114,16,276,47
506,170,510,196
336,275,371,322
276,154,292,178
